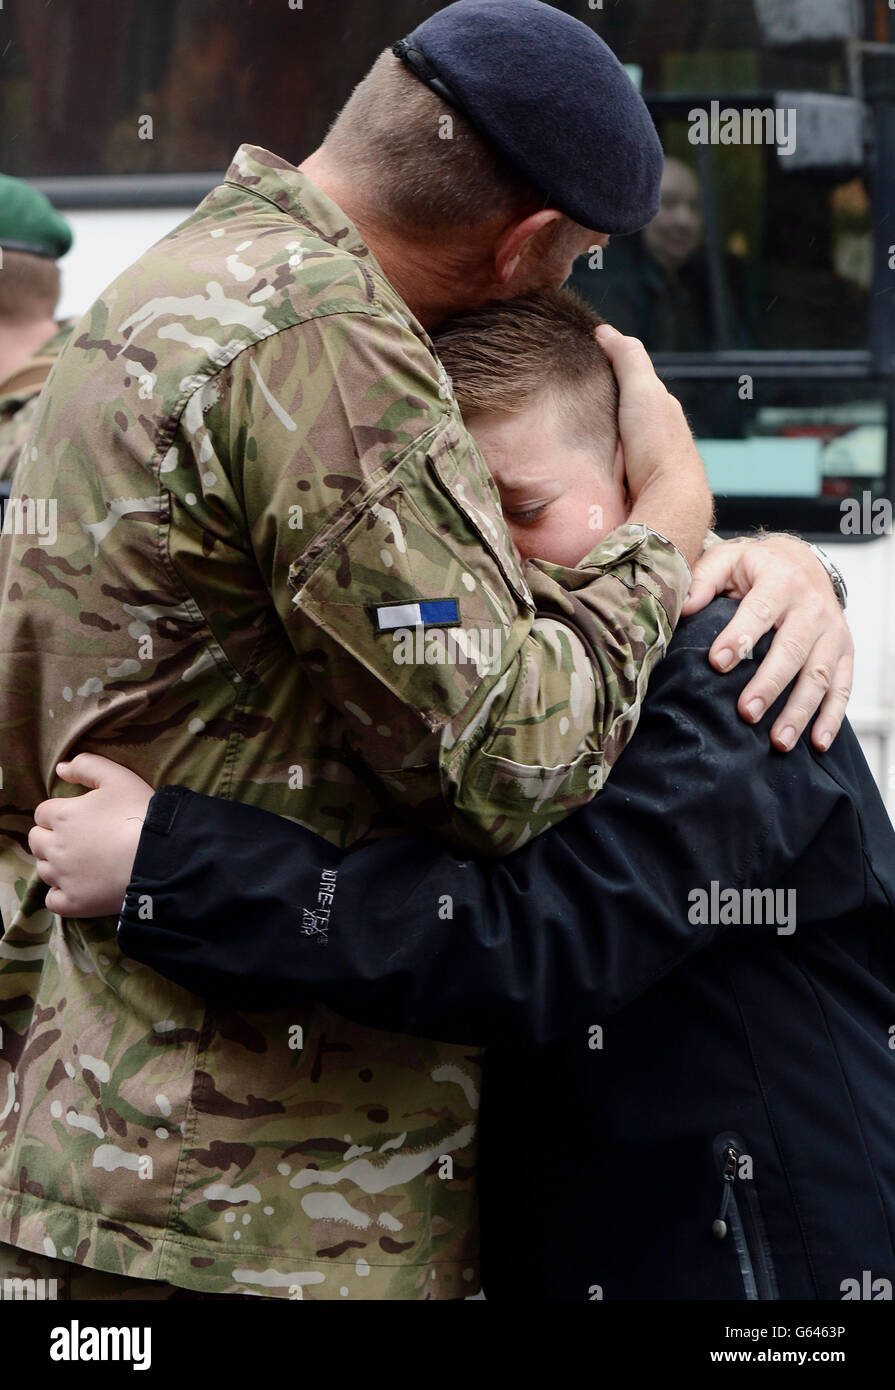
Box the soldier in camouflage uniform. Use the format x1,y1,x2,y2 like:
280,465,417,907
0,176,74,484
0,322,75,485
0,9,848,1301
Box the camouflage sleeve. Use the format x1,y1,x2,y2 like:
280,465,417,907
0,394,38,484
194,310,690,855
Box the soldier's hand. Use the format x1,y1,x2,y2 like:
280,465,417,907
594,325,708,501
29,754,154,917
683,534,854,752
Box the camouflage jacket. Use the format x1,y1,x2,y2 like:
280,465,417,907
0,145,688,1299
0,322,74,484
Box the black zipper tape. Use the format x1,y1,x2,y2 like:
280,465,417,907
712,1130,780,1301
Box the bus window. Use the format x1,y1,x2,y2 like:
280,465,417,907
565,0,893,546
570,118,871,354
659,373,889,537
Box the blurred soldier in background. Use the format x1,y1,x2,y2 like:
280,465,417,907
0,175,73,482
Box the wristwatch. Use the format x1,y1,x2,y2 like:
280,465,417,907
808,544,848,611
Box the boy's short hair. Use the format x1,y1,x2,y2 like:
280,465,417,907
432,287,619,463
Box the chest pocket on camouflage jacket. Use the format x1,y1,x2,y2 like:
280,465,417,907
287,418,531,751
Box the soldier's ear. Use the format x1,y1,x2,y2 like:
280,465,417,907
492,209,564,286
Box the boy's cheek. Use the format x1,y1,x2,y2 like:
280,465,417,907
507,531,525,566
505,521,542,564
576,522,612,560
513,517,599,568
506,525,534,564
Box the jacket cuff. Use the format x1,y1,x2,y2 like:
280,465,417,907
143,784,192,835
118,788,186,935
549,522,692,630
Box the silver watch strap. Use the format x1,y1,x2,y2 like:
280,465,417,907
808,544,848,611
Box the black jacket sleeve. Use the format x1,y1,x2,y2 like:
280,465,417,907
117,602,879,1044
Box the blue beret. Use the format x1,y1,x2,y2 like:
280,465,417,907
393,0,663,235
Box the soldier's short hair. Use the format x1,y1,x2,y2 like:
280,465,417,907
432,287,619,464
0,249,61,322
324,50,544,232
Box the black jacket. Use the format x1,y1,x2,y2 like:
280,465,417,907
118,601,895,1299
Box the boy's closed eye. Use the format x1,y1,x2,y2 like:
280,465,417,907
504,504,551,524
466,401,630,567
501,495,556,525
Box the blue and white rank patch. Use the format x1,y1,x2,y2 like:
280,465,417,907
374,598,460,632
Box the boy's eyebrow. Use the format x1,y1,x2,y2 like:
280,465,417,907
494,476,563,494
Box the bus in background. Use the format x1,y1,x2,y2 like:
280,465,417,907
2,0,893,816
569,0,895,817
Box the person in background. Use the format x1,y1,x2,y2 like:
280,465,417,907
571,157,750,352
0,175,74,483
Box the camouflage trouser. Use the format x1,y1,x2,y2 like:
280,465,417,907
0,1240,249,1301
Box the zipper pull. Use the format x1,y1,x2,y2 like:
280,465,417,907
713,1144,738,1239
